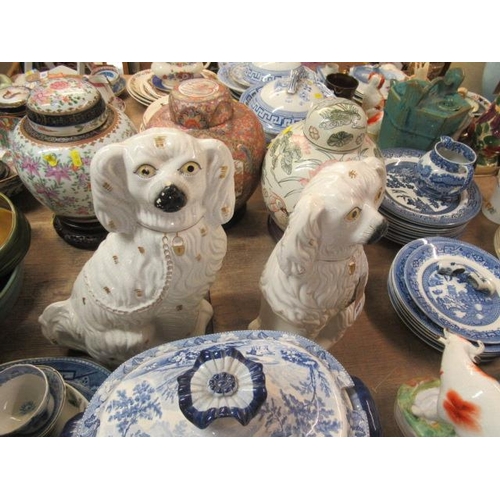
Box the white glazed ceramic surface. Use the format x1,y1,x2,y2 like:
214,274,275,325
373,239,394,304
261,97,381,231
151,62,208,87
76,330,371,437
243,62,302,86
0,363,49,436
250,159,387,350
11,106,137,218
39,128,236,367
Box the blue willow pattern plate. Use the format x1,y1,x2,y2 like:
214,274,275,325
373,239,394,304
382,148,482,227
404,238,500,342
77,330,372,437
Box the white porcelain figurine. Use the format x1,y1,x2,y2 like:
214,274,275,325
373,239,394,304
408,330,500,437
249,157,388,350
39,128,235,367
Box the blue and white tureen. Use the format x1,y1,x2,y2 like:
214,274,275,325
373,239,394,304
76,330,379,437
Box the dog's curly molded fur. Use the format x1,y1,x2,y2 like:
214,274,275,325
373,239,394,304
39,128,235,367
249,157,387,350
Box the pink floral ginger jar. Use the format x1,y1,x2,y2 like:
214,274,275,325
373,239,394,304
11,76,137,248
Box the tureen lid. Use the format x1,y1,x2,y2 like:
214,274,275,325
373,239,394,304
168,78,233,129
26,77,106,134
240,69,331,135
76,330,373,437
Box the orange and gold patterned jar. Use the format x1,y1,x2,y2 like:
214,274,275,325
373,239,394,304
146,78,266,224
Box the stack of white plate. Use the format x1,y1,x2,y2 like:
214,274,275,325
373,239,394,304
381,148,482,245
388,236,500,361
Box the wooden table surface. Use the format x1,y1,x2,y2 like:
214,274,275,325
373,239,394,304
2,82,500,437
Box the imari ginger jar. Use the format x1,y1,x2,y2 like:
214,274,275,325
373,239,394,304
145,78,266,224
11,76,137,248
261,96,382,236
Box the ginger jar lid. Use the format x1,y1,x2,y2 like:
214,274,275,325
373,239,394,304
25,76,107,137
168,78,233,129
303,97,368,152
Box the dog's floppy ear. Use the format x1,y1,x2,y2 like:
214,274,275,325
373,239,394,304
90,143,135,234
199,138,235,226
276,194,323,276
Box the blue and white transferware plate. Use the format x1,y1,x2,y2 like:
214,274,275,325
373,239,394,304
404,238,500,343
387,237,500,358
76,330,374,437
0,356,111,401
382,148,482,228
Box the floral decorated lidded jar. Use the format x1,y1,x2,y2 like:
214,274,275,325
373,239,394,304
145,78,266,223
261,96,382,238
11,76,137,248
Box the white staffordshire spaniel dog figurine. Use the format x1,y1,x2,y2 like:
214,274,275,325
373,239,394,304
249,157,387,350
40,128,235,367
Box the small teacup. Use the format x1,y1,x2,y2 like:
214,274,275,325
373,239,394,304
325,73,359,99
0,364,52,436
90,65,121,88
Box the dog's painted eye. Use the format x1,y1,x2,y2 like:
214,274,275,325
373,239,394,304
345,207,362,221
179,161,201,176
135,164,157,178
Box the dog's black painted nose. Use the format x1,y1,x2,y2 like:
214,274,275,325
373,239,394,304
154,184,187,213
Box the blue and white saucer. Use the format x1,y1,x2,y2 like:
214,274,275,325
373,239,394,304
404,238,500,343
387,237,500,360
216,63,248,95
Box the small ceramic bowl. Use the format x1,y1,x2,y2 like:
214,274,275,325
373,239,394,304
0,364,51,436
243,62,302,86
0,192,31,278
90,65,121,87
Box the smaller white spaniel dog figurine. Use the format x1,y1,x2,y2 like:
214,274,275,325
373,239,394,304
249,157,387,350
40,128,235,367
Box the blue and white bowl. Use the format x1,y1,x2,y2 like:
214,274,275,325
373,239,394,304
76,330,379,437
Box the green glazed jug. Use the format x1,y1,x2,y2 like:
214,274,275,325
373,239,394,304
378,68,472,151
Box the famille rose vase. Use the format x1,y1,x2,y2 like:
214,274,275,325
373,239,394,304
11,76,137,248
261,96,382,238
145,78,266,224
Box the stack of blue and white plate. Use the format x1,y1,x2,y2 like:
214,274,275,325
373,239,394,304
388,236,500,361
380,148,482,245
